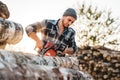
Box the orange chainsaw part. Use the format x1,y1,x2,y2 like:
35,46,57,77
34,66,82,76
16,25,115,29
44,49,57,56
44,42,57,56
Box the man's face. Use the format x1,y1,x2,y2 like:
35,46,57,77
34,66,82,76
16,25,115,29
62,16,76,27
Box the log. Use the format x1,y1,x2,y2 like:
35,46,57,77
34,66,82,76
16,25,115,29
0,49,93,80
0,1,10,19
0,18,24,49
0,60,93,80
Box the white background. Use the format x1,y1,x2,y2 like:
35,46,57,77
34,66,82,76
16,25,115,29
3,0,120,26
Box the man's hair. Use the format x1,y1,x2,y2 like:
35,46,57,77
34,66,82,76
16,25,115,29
63,8,77,19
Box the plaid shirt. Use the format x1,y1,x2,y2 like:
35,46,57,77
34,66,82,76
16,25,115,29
26,19,77,53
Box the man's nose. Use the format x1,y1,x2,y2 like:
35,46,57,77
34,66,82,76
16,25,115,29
69,21,72,25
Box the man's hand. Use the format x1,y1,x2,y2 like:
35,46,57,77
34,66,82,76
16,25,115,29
36,40,44,50
63,47,74,55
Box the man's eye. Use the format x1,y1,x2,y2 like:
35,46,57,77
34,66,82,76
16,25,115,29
68,19,71,21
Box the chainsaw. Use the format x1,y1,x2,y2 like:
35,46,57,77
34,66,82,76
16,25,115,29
36,42,66,57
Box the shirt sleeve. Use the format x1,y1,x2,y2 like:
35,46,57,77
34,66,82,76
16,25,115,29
25,19,47,35
68,29,77,53
71,35,77,53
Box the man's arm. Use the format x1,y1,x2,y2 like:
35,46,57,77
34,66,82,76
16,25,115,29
25,21,46,50
63,28,77,55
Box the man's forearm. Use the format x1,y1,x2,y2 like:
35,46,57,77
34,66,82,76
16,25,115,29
28,32,40,42
28,32,43,49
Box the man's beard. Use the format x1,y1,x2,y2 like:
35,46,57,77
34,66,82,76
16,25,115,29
62,19,66,28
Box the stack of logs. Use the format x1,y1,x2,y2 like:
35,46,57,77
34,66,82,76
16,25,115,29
76,45,120,80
